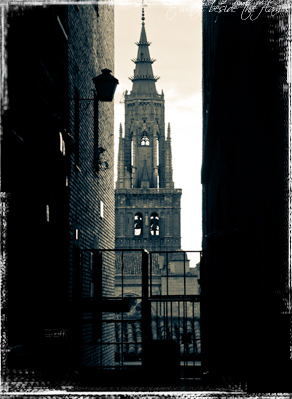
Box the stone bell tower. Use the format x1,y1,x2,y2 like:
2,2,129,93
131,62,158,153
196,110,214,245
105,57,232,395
115,8,182,253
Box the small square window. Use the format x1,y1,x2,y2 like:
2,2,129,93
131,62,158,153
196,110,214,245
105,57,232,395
89,252,93,271
90,282,94,298
100,201,104,218
46,205,50,222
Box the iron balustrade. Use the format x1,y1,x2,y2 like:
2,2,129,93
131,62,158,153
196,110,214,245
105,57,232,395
79,248,202,386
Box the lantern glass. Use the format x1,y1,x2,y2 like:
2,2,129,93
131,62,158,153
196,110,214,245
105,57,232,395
93,68,119,102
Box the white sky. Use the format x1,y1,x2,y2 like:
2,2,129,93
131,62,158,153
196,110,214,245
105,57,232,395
114,0,202,262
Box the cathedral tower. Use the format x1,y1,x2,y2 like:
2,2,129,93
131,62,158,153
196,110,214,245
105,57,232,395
115,9,182,252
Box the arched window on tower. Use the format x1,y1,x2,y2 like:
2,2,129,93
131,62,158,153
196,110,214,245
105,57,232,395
141,132,150,146
134,213,143,236
131,136,134,166
150,213,159,236
131,135,134,188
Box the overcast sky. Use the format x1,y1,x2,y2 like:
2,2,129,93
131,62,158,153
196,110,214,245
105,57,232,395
114,0,202,262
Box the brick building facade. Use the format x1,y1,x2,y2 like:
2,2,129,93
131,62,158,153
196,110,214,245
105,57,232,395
67,3,115,370
2,3,116,379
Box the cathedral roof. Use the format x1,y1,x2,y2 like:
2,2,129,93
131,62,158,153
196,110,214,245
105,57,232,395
129,8,159,96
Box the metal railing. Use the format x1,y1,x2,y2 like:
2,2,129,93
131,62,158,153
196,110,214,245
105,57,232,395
79,248,201,384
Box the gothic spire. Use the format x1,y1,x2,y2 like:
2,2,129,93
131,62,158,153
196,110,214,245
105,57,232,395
167,122,171,139
129,8,159,95
165,123,174,188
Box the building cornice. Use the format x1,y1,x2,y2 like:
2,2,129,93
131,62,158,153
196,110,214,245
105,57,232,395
115,188,182,195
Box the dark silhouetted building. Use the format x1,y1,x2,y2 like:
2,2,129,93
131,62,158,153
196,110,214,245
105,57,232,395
201,7,291,392
2,4,115,381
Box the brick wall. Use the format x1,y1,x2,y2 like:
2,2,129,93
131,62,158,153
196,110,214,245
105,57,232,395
3,3,116,375
67,4,115,368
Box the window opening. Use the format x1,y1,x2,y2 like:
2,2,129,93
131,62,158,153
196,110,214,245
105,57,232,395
141,133,149,146
90,282,94,298
46,205,50,222
131,137,134,166
59,132,66,156
157,137,160,188
134,213,143,236
150,213,159,236
100,201,104,218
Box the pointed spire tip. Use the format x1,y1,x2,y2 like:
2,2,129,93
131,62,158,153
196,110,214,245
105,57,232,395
167,122,171,138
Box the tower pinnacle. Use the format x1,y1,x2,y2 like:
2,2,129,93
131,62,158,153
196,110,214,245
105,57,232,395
167,122,171,139
129,7,159,96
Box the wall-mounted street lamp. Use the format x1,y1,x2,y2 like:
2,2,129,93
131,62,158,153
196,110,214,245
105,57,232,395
73,68,119,173
92,69,118,173
93,68,119,102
